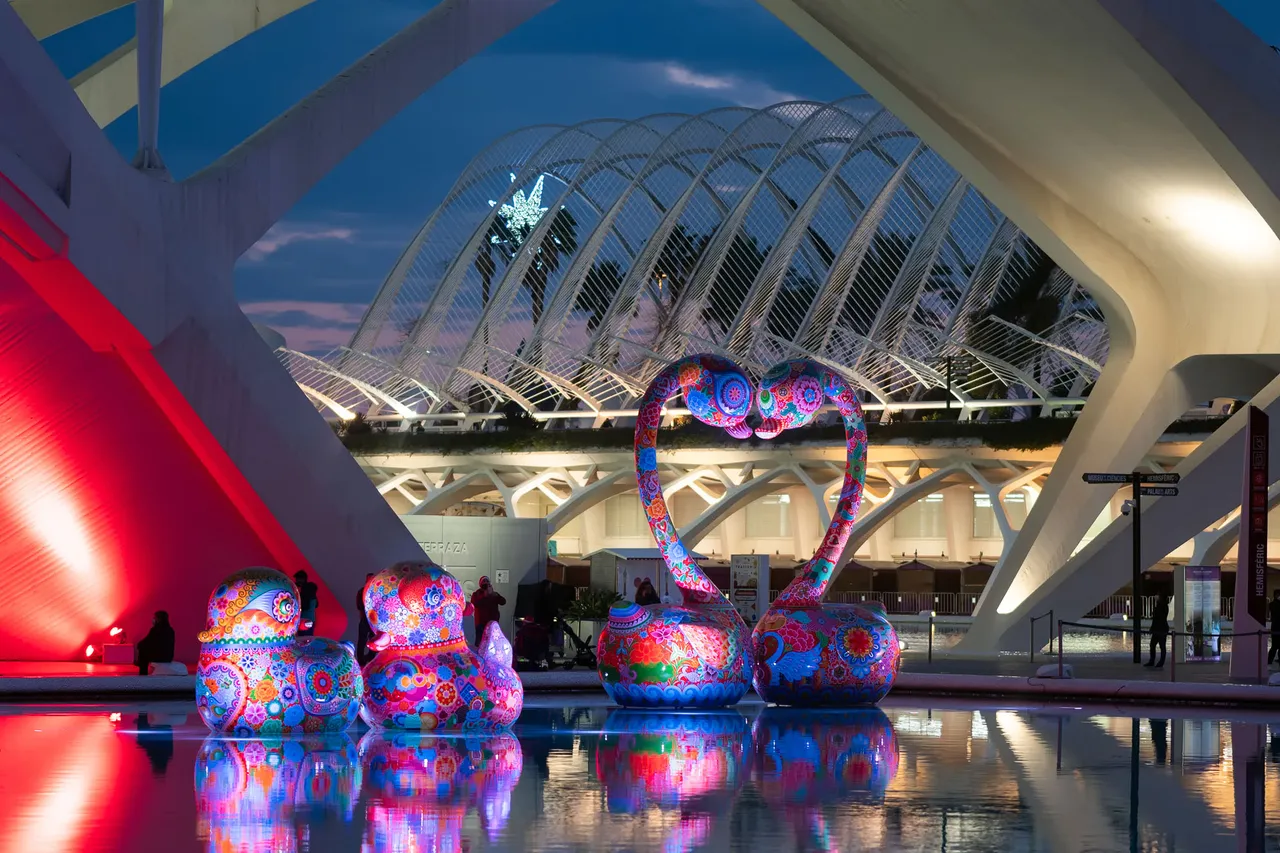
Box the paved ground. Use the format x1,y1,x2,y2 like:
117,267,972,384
900,652,1242,685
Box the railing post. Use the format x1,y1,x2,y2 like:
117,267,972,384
928,612,934,663
1049,610,1055,654
1030,615,1035,663
1170,630,1176,683
1058,620,1064,679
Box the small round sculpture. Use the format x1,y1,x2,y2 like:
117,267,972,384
361,730,523,850
751,361,901,706
194,735,360,849
361,559,523,730
597,354,753,708
196,567,363,734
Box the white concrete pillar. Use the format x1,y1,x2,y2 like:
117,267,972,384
943,485,972,562
132,0,166,174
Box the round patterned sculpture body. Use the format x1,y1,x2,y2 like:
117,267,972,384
750,361,901,706
597,355,753,708
361,560,523,730
196,567,363,735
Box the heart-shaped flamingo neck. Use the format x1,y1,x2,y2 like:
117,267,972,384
635,356,867,608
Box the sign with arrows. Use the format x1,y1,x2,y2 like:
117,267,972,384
1082,472,1180,485
1139,486,1179,497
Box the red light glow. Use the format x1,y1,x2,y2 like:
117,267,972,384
84,645,94,658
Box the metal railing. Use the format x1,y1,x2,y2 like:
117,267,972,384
1053,619,1267,682
1084,595,1235,621
1029,609,1054,662
768,590,980,615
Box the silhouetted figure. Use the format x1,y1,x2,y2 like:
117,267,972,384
635,577,660,606
295,570,319,637
1150,718,1168,765
136,611,175,675
471,576,506,642
134,713,173,775
357,572,375,667
1145,593,1170,668
1268,590,1280,666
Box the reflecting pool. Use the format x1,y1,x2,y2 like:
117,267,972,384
1,695,1278,851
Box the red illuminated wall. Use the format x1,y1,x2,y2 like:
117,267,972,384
0,188,341,662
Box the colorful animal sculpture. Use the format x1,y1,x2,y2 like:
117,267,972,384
360,730,523,852
750,360,901,705
597,354,755,708
360,559,523,730
196,567,363,735
753,707,899,851
194,735,361,852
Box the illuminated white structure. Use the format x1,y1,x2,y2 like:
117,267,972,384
282,98,1106,423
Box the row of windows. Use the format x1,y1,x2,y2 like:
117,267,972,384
598,490,1034,540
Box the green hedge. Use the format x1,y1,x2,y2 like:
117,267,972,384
341,415,1229,456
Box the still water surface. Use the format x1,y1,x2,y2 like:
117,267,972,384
1,695,1277,852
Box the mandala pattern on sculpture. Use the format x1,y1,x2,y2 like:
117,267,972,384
361,560,523,730
194,735,361,851
598,355,753,709
360,730,523,851
196,567,362,734
750,360,901,706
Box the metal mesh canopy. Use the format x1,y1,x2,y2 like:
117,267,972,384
279,96,1107,420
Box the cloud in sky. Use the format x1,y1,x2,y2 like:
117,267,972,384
243,222,356,263
240,299,367,351
650,61,804,108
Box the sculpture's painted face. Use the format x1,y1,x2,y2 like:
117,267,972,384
755,360,827,438
198,567,299,643
363,560,467,649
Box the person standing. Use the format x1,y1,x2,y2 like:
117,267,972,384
136,611,175,675
1144,592,1170,668
294,571,319,637
635,577,660,606
471,576,506,642
357,572,375,667
1268,589,1280,666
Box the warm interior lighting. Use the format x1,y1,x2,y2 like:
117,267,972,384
1159,190,1280,261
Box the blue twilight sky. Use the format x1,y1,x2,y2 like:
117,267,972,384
36,0,1280,352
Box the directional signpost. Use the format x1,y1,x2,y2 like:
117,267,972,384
1082,470,1182,662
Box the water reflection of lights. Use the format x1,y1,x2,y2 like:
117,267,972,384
194,736,360,853
359,730,522,853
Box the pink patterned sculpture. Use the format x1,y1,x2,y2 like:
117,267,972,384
196,567,363,735
597,354,754,708
361,559,523,730
750,361,900,705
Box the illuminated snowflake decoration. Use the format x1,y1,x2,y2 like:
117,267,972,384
489,173,548,240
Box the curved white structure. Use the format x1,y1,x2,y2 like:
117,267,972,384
283,98,1107,424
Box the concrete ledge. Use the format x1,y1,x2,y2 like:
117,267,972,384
0,674,197,699
893,671,1280,707
3,668,1278,707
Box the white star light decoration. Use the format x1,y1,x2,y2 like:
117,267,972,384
489,173,548,240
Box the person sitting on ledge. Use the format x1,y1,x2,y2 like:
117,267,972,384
136,611,175,675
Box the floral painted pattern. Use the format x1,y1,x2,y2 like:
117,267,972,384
361,560,523,730
196,567,362,735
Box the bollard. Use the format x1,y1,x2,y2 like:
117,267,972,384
1058,620,1064,679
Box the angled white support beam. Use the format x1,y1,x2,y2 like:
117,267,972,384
1189,481,1280,567
408,468,513,517
679,465,796,548
545,468,631,533
835,464,962,567
10,0,130,40
187,0,558,263
131,0,166,174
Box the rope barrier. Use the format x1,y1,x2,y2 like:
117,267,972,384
1052,619,1272,683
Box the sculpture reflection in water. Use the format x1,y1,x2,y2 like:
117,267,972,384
361,560,523,730
598,355,755,708
754,708,900,851
194,736,361,852
196,567,363,734
596,710,750,852
360,730,523,853
751,361,900,706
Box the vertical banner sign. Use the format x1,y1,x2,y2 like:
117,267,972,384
729,554,768,623
1245,406,1269,626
